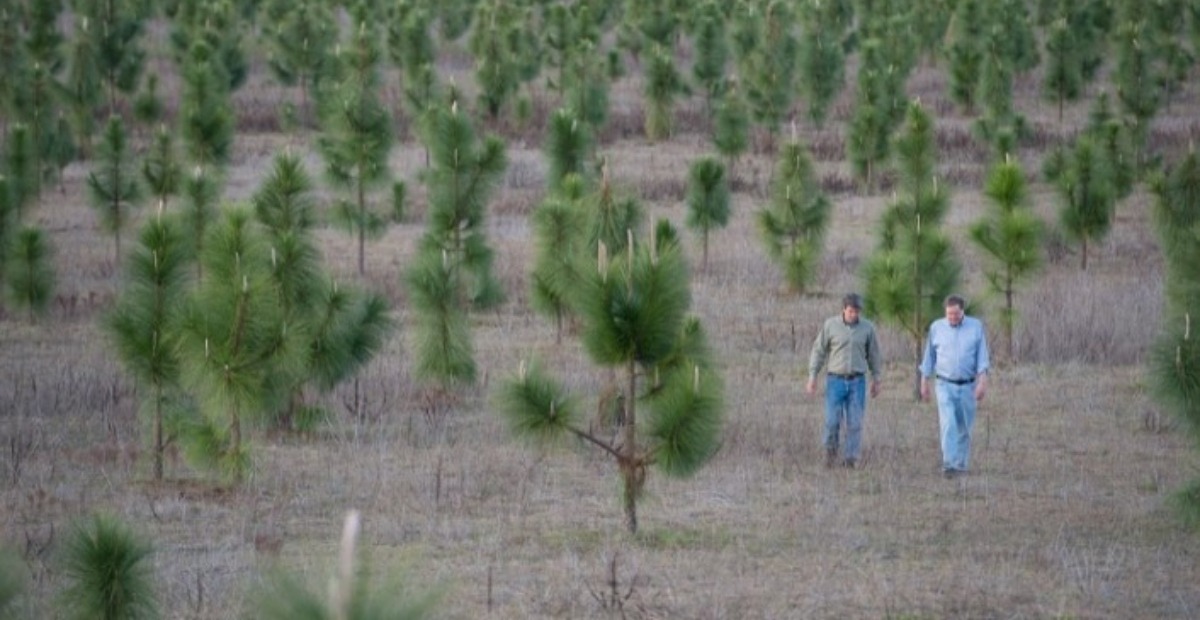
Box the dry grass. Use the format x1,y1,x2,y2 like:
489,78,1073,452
2,20,1200,620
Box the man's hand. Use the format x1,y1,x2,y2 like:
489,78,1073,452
974,374,988,402
919,378,930,402
870,379,881,399
805,377,817,396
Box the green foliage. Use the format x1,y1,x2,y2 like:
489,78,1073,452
757,141,831,294
643,43,689,142
141,125,181,211
864,102,959,385
798,1,846,126
496,360,582,445
107,215,191,479
0,178,14,299
498,222,723,533
405,250,477,385
1083,92,1136,200
529,177,588,341
177,207,305,482
691,1,729,110
1114,18,1160,171
87,117,143,265
5,226,55,321
179,41,235,170
89,0,148,113
946,0,986,112
266,0,337,128
969,157,1044,360
178,168,221,271
59,514,158,620
545,108,594,192
711,86,749,177
737,0,799,146
469,0,525,120
685,157,730,272
318,5,393,276
417,101,507,309
582,166,643,265
133,73,165,129
5,123,40,219
847,38,902,189
64,11,102,157
1057,137,1115,271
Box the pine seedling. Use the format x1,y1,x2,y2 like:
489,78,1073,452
969,156,1044,361
686,156,730,273
642,43,688,142
318,5,393,277
5,226,55,323
179,41,235,172
87,117,143,266
141,126,181,213
545,108,594,193
499,223,723,534
757,140,831,294
107,214,190,480
266,0,337,130
798,0,846,127
530,176,588,344
1057,136,1115,271
59,514,158,620
711,85,749,182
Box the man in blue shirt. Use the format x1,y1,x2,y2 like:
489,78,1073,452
919,294,990,478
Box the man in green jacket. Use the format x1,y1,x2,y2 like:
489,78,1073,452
806,293,883,468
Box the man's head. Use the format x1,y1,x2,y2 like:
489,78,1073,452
943,294,966,326
842,293,862,323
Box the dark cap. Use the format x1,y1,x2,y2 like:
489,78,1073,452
842,293,863,309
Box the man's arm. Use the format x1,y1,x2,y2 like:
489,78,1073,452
806,321,829,395
918,324,936,402
867,326,883,398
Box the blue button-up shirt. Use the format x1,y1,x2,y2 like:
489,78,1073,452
919,316,990,381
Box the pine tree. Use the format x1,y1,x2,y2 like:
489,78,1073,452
691,1,729,114
59,514,158,620
945,0,986,113
847,39,893,190
5,226,56,323
563,37,613,136
177,207,305,482
132,73,165,131
1083,92,1136,201
798,0,846,127
686,157,730,273
738,0,799,151
107,215,190,481
712,85,750,182
87,117,143,266
178,168,220,278
530,177,588,344
179,41,235,172
1042,17,1084,124
643,43,689,142
498,223,723,534
4,124,39,220
266,0,337,130
469,0,521,120
252,153,394,431
141,126,181,212
318,4,393,277
1148,150,1200,524
757,140,831,294
862,102,959,397
974,30,1027,159
545,108,593,193
1057,136,1115,271
90,0,147,116
969,156,1043,361
1114,17,1161,173
64,12,103,158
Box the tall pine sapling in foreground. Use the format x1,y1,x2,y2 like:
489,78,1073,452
5,227,55,323
757,139,831,295
685,157,730,273
59,514,158,620
969,156,1043,361
497,222,723,534
1148,149,1200,526
318,7,393,277
107,215,190,481
863,102,960,397
87,117,143,266
1057,136,1115,271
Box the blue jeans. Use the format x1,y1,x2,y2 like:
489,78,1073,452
935,382,977,472
824,375,866,460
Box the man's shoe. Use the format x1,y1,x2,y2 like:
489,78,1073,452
942,468,965,479
825,448,837,469
842,458,856,469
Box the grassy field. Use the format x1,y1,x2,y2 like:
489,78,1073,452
3,13,1200,620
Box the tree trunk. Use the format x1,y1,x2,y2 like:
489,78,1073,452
622,357,639,534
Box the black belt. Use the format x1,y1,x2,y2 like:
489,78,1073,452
938,375,975,385
828,372,863,380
